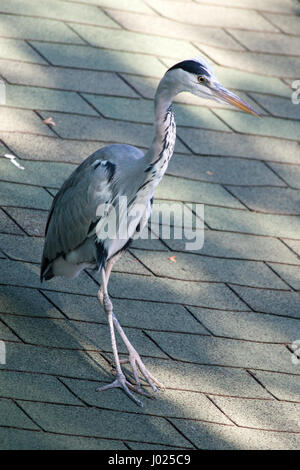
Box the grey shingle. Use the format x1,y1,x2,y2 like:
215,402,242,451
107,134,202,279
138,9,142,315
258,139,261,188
0,398,39,430
132,249,288,289
212,396,300,432
1,314,166,357
190,308,300,343
146,0,276,30
250,370,300,402
1,133,102,165
61,376,232,422
171,417,300,449
268,163,300,190
131,357,270,398
163,229,300,264
231,285,300,319
109,272,249,310
167,155,284,186
37,111,189,153
147,331,295,372
178,128,300,163
0,428,127,450
0,258,97,295
201,45,300,78
4,342,111,380
0,14,85,43
267,263,300,291
106,8,245,50
30,42,166,76
0,370,81,404
20,401,190,447
0,182,52,210
204,205,300,238
226,186,300,215
0,284,63,317
0,60,138,97
4,207,48,237
0,0,120,27
0,208,24,235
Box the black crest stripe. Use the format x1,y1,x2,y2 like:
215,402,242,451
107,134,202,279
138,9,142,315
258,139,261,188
168,60,210,77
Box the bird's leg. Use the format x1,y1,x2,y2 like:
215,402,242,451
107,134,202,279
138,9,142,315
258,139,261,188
112,315,165,394
96,268,145,406
98,255,164,398
98,253,122,306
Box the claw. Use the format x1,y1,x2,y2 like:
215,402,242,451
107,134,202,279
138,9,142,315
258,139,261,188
96,373,144,407
117,351,165,394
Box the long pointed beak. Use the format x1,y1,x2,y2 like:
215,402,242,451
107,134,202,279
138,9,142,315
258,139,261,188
212,85,260,117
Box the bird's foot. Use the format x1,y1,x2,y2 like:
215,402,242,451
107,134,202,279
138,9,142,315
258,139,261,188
96,372,150,407
119,347,165,395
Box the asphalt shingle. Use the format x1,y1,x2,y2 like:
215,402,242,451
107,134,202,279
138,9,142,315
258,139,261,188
0,428,127,450
0,182,52,210
38,111,189,153
212,396,300,432
4,342,112,380
109,272,250,310
189,308,300,343
167,155,285,186
0,14,85,43
6,84,97,116
0,398,39,430
106,9,245,50
1,0,299,451
0,284,62,317
0,0,120,27
250,370,300,402
30,42,167,76
1,133,102,164
226,186,300,215
0,370,81,404
0,38,47,64
148,331,295,372
146,0,277,31
71,23,201,59
132,249,288,289
83,94,231,131
204,205,300,239
262,12,300,35
135,358,270,398
20,401,190,447
61,376,232,423
0,60,138,97
0,107,53,135
163,229,300,264
200,45,300,78
228,30,300,56
171,418,300,450
231,285,300,319
178,128,300,163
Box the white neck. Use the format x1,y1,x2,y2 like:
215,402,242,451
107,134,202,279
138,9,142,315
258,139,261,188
143,75,180,177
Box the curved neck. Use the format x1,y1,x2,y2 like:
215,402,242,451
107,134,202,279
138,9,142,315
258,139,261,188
143,77,179,173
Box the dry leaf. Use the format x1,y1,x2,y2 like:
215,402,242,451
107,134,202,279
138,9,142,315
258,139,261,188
168,255,177,263
43,117,56,126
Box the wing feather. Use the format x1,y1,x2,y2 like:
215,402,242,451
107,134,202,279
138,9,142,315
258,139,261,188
41,154,116,280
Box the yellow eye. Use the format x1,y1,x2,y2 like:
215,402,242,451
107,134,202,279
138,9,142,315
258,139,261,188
197,76,206,83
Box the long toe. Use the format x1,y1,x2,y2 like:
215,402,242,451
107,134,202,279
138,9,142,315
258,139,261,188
121,351,165,393
96,373,144,407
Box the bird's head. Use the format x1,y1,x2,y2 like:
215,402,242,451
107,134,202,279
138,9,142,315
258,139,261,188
165,57,259,116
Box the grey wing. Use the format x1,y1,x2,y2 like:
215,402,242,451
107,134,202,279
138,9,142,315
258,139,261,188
40,156,116,281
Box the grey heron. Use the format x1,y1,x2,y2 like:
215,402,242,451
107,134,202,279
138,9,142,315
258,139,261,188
41,57,257,406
